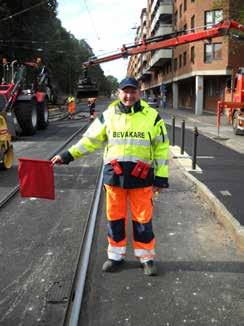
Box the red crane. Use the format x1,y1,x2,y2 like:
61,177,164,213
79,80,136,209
79,19,244,134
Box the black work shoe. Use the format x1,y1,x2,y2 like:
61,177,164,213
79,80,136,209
141,260,157,276
102,259,124,272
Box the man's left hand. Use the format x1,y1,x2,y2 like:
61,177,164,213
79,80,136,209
153,187,161,195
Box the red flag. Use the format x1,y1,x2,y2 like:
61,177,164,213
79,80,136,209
18,158,55,200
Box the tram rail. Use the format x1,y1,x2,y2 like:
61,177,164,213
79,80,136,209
0,121,91,211
0,100,108,325
63,163,103,326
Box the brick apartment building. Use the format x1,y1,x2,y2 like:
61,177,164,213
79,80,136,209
127,0,244,114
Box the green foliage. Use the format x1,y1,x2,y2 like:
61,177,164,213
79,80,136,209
0,0,114,95
212,0,244,23
106,75,119,94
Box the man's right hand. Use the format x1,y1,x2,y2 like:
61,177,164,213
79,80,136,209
51,155,63,165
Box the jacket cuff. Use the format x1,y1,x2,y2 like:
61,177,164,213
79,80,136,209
153,176,169,188
60,151,74,164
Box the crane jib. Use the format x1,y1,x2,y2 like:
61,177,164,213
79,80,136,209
82,20,244,68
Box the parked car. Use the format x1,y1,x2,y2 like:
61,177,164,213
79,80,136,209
146,97,159,108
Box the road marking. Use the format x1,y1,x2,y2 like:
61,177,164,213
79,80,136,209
220,190,232,196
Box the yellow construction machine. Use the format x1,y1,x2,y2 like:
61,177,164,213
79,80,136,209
0,112,13,169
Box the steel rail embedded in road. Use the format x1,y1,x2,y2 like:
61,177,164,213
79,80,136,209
0,122,90,211
63,163,103,326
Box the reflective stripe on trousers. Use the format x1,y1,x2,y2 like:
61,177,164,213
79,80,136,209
105,185,156,263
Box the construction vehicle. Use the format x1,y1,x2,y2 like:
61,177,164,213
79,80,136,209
0,112,13,169
78,19,244,135
0,60,50,169
76,68,98,99
217,68,244,135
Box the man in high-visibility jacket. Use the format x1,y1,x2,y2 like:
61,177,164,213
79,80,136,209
67,95,76,119
52,77,169,276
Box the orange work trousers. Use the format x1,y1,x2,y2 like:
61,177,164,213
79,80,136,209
68,102,75,114
104,185,156,263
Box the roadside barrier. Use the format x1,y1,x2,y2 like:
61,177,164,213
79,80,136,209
170,116,199,170
192,127,199,170
180,120,185,155
171,115,175,146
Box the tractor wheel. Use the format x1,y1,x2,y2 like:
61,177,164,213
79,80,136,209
14,100,38,136
37,99,49,129
232,111,243,135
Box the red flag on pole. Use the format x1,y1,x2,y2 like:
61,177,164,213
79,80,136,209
18,158,55,200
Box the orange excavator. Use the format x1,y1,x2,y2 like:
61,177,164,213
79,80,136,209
77,19,244,135
217,68,244,135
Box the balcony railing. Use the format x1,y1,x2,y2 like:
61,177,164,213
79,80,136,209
151,3,173,33
152,24,172,37
149,49,172,68
151,0,172,19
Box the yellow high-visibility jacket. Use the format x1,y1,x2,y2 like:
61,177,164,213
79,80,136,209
67,96,75,103
61,99,169,188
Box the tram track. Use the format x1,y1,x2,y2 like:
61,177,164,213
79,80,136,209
0,121,91,211
63,163,103,326
0,100,107,325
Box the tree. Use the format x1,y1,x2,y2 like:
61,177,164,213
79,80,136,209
0,0,114,96
106,75,119,95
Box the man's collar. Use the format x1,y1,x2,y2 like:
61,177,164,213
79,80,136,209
118,100,142,113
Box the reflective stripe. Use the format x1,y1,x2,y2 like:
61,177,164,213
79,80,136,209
104,156,152,165
108,138,150,146
134,248,155,262
155,159,169,166
83,136,102,145
155,134,169,142
74,143,90,154
107,244,126,261
84,122,103,137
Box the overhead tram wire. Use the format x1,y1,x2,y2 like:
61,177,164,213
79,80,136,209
0,0,49,23
83,0,100,41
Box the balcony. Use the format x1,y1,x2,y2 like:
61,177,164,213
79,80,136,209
149,48,172,69
151,2,173,33
139,66,152,81
151,0,172,18
152,23,172,37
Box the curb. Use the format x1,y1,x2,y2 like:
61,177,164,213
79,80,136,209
170,145,244,250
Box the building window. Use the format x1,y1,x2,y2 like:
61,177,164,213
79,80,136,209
191,15,195,32
205,10,223,29
179,4,182,18
183,51,187,65
191,46,195,63
179,54,182,68
205,79,223,96
174,58,177,71
183,23,187,33
204,43,222,63
184,0,187,11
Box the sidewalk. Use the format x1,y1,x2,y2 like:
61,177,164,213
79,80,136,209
79,155,244,326
161,107,244,154
161,107,244,249
78,104,244,326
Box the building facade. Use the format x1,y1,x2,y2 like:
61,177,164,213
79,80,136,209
127,0,244,114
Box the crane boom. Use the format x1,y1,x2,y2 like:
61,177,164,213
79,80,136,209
83,20,244,67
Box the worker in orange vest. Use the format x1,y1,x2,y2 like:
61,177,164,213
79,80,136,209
88,97,96,120
67,96,76,119
51,77,169,276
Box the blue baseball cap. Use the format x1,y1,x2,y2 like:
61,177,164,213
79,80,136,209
119,77,139,90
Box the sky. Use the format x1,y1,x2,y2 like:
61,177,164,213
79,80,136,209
57,0,147,81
